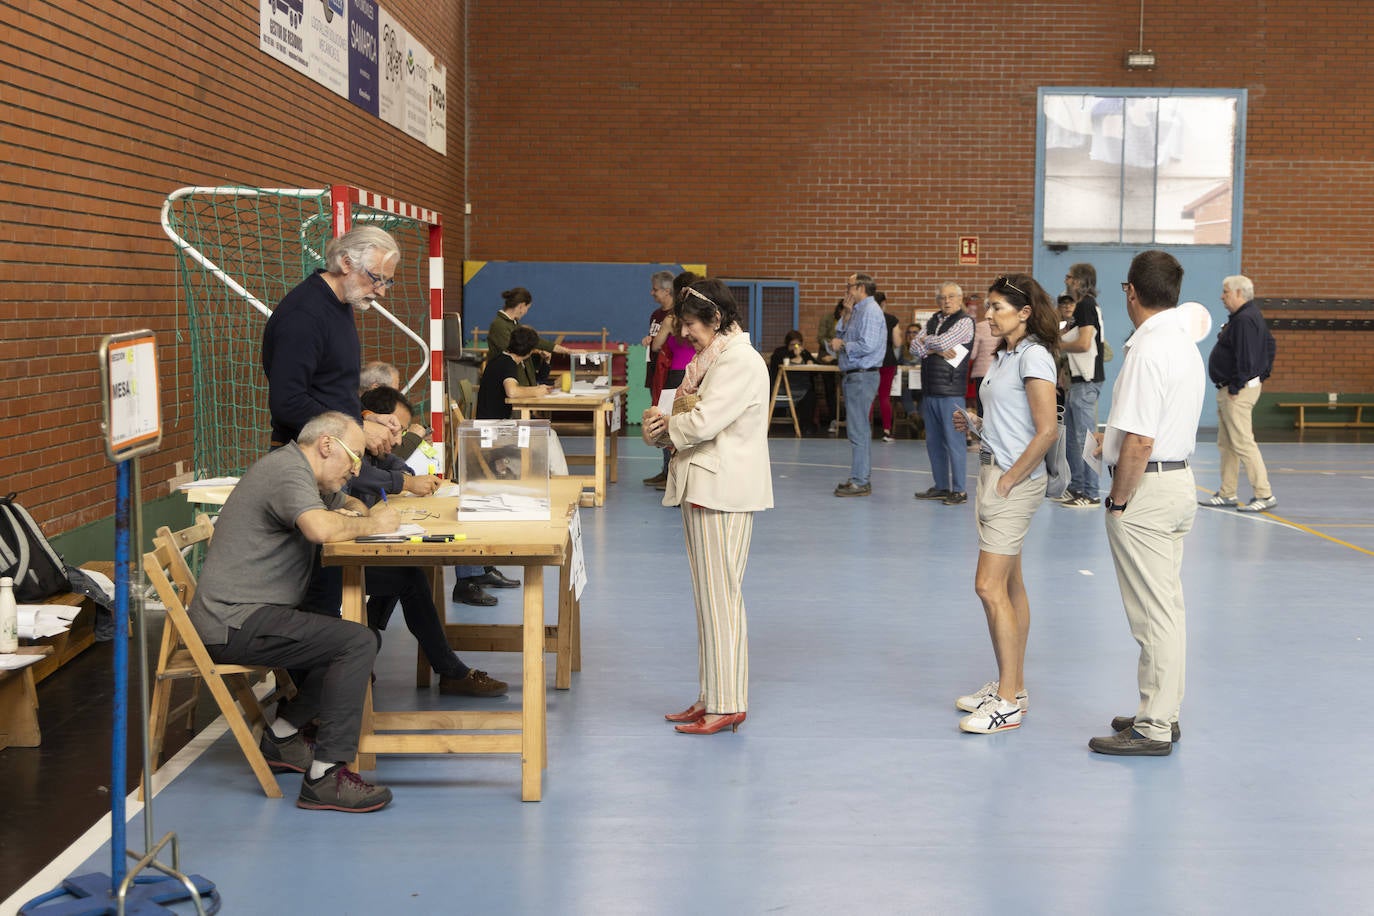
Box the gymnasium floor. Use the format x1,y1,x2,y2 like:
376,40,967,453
5,433,1373,915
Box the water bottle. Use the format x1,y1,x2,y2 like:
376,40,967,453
0,577,17,653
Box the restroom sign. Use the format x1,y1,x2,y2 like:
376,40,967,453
959,237,979,265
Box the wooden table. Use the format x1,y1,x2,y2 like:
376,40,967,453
770,363,843,438
1276,401,1374,430
322,479,583,801
507,385,627,506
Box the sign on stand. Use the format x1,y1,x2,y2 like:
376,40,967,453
99,330,162,461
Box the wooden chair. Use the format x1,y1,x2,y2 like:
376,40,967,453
458,378,479,421
143,514,296,799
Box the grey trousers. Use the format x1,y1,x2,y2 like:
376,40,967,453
207,605,378,764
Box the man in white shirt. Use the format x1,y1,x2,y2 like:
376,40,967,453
1090,250,1205,757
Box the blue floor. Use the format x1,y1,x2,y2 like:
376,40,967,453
36,436,1374,915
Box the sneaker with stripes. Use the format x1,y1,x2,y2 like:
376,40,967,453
959,695,1023,734
955,681,1029,714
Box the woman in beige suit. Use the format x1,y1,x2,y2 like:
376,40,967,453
642,279,773,736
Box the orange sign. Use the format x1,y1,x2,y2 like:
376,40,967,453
959,237,979,265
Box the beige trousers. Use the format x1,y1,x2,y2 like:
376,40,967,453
1104,469,1196,743
1216,385,1272,499
681,504,753,713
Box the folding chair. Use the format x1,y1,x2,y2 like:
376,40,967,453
143,514,296,798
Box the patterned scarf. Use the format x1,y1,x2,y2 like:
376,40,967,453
677,327,738,399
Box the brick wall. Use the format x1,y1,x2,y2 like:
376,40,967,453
1,0,465,534
467,0,1374,380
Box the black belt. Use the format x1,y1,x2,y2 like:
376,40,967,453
979,450,997,467
843,367,878,375
1108,460,1189,477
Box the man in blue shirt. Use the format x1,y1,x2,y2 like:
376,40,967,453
830,273,886,496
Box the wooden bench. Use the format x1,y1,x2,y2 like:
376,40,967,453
0,561,114,750
1276,401,1374,430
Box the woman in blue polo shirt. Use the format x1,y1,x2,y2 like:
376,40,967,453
952,273,1061,735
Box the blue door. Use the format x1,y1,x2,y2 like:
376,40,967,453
1033,89,1248,428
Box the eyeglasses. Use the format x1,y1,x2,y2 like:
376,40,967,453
363,266,395,290
994,275,1027,298
332,436,363,474
1120,281,1131,292
682,287,714,306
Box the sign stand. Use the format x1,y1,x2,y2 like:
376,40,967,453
23,331,219,915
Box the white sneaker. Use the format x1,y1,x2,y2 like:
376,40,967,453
955,681,1029,714
959,695,1023,734
1199,492,1238,507
1237,495,1277,513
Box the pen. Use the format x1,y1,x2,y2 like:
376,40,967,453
380,490,389,504
408,535,464,542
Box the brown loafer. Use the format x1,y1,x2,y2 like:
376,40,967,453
439,669,508,697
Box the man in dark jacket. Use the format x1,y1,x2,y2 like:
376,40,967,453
1200,275,1277,513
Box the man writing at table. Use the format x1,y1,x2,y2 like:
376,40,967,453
187,412,399,812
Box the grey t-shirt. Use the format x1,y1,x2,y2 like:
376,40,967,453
187,443,344,644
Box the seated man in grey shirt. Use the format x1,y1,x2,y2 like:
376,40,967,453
187,411,399,813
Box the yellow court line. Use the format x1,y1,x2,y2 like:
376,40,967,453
1194,487,1374,557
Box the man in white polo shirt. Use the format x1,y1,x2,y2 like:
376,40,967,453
1089,250,1205,757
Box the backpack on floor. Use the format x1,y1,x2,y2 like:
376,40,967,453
0,492,70,602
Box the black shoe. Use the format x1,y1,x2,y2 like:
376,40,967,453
914,487,951,500
833,481,872,497
1088,727,1173,756
451,578,497,606
476,566,519,589
942,491,968,505
1110,716,1181,742
439,669,508,697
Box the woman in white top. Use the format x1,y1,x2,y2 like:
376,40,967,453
952,273,1061,735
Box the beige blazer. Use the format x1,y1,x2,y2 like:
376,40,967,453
663,334,774,512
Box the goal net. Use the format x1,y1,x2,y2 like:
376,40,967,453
162,185,444,478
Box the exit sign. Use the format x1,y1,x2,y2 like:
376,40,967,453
959,237,979,265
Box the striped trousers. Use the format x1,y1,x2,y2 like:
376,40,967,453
680,504,753,714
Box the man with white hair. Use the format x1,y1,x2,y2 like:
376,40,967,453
911,281,976,505
263,225,402,451
1200,274,1277,513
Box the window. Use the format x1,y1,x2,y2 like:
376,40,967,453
1042,93,1239,245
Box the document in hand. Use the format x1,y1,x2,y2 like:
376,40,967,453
943,343,968,369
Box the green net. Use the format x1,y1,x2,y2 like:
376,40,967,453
165,187,435,477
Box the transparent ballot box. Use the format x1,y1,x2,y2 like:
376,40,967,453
455,419,552,521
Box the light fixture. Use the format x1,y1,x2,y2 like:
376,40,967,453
1124,0,1156,70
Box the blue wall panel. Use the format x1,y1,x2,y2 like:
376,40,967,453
462,261,695,346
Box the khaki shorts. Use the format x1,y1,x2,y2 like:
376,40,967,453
975,463,1047,556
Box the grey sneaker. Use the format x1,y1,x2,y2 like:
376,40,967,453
1199,493,1238,507
1237,495,1277,513
1110,716,1181,742
834,481,872,497
956,681,1029,714
260,730,313,774
297,764,393,812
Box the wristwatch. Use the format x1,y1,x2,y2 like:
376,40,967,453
1104,496,1127,512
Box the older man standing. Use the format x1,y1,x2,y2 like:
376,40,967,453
1200,275,1278,513
831,273,887,497
911,282,976,505
189,412,398,810
1090,251,1205,757
1058,263,1105,509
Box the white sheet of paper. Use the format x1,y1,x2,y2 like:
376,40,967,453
1082,430,1102,475
0,654,45,671
657,388,677,414
943,343,968,369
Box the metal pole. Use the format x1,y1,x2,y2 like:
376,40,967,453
111,459,130,890
133,457,155,853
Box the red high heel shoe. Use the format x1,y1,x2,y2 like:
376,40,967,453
674,712,746,735
664,704,706,723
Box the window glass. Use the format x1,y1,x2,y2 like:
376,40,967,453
1043,94,1237,245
